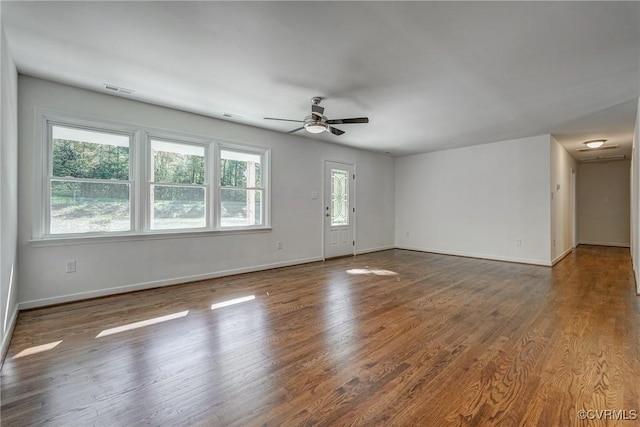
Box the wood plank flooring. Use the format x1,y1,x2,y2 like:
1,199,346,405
1,246,639,426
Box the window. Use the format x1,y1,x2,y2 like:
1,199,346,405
39,114,270,239
219,148,265,227
48,124,132,235
149,139,207,230
330,168,349,226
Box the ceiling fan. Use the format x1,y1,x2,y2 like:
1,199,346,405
264,97,369,136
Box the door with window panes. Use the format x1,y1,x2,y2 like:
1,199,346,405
324,161,355,258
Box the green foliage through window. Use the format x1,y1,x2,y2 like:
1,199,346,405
53,139,129,180
44,119,268,235
152,149,205,185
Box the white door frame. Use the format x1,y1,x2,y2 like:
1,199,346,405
571,168,577,248
323,160,356,259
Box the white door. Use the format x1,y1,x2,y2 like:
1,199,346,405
324,161,355,258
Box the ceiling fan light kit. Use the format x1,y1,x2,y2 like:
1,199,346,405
264,96,369,136
304,122,327,134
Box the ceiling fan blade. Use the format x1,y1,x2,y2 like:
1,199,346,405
264,117,305,123
287,127,305,134
311,104,324,119
326,117,369,124
329,126,345,136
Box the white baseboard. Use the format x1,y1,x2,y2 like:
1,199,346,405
356,245,394,255
578,241,630,248
1,305,19,367
552,247,573,266
396,245,552,267
19,256,323,310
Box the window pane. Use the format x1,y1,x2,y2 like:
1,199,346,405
50,181,130,234
220,149,261,187
220,189,262,227
151,185,206,230
151,140,205,185
52,125,130,180
331,169,349,226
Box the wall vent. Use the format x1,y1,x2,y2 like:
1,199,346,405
103,84,134,95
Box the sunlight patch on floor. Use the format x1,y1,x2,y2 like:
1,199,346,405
13,340,62,359
211,295,256,310
346,267,398,276
95,310,189,338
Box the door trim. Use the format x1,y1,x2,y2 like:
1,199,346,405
323,159,356,259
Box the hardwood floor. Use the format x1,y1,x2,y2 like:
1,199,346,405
2,246,639,426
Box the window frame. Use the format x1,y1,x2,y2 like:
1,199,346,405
43,117,138,238
34,111,271,243
146,135,211,232
216,142,270,229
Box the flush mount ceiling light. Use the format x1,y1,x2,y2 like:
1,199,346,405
583,139,606,149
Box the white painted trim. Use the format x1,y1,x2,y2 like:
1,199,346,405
395,245,552,267
30,226,273,247
356,245,394,255
1,305,19,367
323,159,356,259
577,241,631,248
18,256,323,310
552,247,573,266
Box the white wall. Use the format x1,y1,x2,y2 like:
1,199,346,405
17,76,395,308
577,160,630,247
1,18,20,358
630,97,639,293
551,136,578,263
395,135,552,266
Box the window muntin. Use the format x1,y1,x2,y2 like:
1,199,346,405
149,139,207,231
49,125,132,235
220,149,264,227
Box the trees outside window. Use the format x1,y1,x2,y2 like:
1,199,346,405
149,139,207,230
219,149,264,228
41,116,269,238
50,125,132,234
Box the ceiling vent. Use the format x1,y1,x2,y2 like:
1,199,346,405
103,84,134,95
576,144,618,152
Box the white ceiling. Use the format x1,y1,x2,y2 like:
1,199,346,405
2,1,639,158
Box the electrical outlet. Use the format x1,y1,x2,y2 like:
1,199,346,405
66,260,76,273
405,232,410,238
515,239,521,246
277,241,283,250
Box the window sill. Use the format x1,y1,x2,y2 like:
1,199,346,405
30,227,273,247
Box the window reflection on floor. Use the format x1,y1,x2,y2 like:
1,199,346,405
324,278,358,367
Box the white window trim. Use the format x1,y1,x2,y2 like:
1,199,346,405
216,141,271,229
145,134,212,232
32,109,272,244
36,111,140,239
